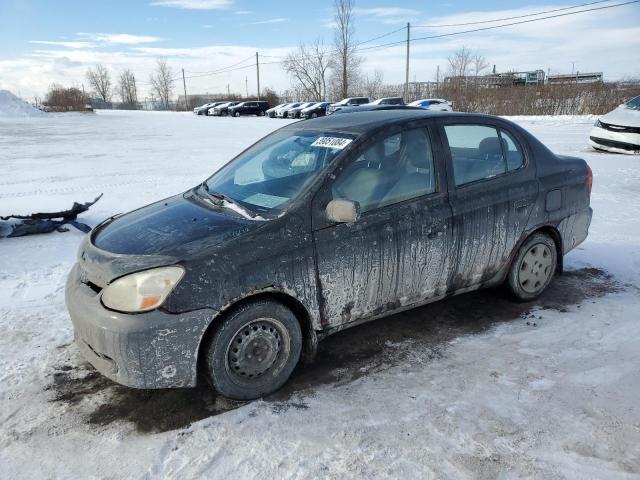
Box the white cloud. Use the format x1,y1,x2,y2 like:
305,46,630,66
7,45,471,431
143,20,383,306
247,18,288,25
234,10,251,15
149,0,232,9
77,33,163,45
355,7,421,24
29,40,96,49
355,7,421,17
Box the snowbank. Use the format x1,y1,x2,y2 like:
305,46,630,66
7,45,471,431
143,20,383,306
0,90,42,118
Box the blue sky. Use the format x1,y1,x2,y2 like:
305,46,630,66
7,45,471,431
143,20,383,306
0,0,639,99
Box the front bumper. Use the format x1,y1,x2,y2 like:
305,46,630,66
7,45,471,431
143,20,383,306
589,126,640,154
65,263,214,388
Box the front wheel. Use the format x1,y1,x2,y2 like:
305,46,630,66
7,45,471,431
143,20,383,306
203,300,302,400
507,233,558,301
311,112,318,118
234,111,241,117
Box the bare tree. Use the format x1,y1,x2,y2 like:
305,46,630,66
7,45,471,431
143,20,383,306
283,39,333,100
472,53,489,78
446,47,473,79
149,58,174,110
118,69,138,108
360,69,384,99
86,64,112,102
333,0,360,98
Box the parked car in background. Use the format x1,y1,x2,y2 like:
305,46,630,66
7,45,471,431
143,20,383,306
286,102,317,119
211,101,240,116
194,102,223,115
301,101,331,119
590,95,640,154
408,98,453,111
276,102,301,118
207,103,226,115
66,109,592,401
327,97,370,114
266,103,287,118
228,101,270,117
368,97,405,106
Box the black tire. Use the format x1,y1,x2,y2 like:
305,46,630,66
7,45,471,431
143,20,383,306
234,111,240,117
311,112,318,118
258,110,265,116
203,300,302,400
507,233,558,301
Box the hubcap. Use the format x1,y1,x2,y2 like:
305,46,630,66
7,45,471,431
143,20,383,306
227,319,283,379
518,243,553,293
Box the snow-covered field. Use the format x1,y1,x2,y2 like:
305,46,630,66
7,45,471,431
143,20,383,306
1,110,639,479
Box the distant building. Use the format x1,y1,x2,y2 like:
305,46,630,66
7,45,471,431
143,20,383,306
444,70,546,88
547,72,603,84
444,69,604,87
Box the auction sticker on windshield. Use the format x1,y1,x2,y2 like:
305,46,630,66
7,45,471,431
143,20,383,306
311,137,353,149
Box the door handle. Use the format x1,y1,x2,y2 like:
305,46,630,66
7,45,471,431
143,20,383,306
514,199,530,210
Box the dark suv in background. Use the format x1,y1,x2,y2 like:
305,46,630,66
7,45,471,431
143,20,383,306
228,101,270,117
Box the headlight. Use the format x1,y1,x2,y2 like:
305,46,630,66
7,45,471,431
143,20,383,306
102,266,184,313
594,119,603,127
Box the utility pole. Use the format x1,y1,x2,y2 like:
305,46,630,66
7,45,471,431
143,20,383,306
256,52,261,100
245,77,249,98
182,68,188,111
227,84,230,97
404,22,410,101
436,65,440,95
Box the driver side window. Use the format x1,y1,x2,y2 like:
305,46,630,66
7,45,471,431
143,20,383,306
332,128,436,213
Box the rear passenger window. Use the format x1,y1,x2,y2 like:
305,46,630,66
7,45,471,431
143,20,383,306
500,129,524,170
444,125,507,186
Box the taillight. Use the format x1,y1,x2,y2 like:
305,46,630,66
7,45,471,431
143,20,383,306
586,164,593,193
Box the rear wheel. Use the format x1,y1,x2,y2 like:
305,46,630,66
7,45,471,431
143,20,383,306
234,111,240,117
203,300,302,400
258,110,265,116
311,112,318,118
507,233,557,301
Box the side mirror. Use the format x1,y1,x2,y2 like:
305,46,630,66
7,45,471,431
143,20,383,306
326,199,360,223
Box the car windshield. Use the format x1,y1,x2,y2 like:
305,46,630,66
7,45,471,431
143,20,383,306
625,96,640,110
202,130,355,216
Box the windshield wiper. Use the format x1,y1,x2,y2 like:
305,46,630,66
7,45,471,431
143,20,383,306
198,183,258,219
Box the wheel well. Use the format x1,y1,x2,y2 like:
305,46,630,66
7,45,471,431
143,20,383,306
197,292,318,381
530,225,563,273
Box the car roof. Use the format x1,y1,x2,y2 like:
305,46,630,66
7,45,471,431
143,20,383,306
284,109,497,134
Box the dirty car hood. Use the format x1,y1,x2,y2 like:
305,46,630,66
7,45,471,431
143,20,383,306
92,193,258,257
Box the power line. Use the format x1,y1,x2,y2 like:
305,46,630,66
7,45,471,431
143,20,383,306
355,25,407,46
412,0,615,28
258,0,638,69
184,54,255,75
355,0,640,53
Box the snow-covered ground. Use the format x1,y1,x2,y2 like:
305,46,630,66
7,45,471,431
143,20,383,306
1,111,639,479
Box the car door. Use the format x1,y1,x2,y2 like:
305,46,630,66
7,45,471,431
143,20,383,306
440,120,538,290
312,124,454,328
